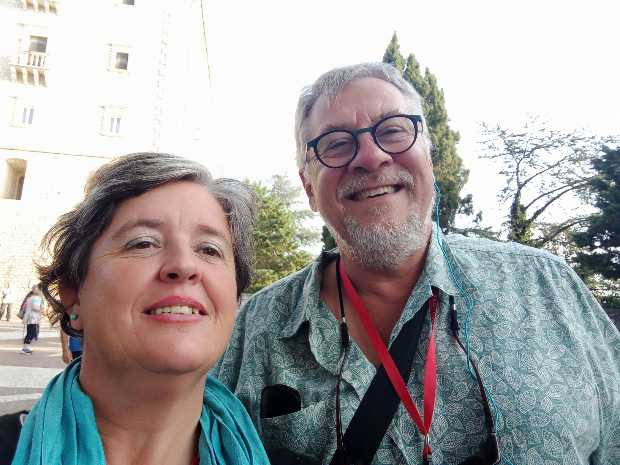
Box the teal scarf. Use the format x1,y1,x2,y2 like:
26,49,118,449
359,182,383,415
12,360,270,465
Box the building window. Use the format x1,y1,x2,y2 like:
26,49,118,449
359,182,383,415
101,106,125,136
2,159,27,200
109,45,130,73
115,52,129,70
21,106,35,125
11,99,36,127
29,35,48,53
109,115,121,134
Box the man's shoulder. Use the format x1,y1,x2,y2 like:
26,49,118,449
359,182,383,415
444,233,565,264
246,265,312,303
239,263,315,333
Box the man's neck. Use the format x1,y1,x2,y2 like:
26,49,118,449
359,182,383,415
320,236,431,365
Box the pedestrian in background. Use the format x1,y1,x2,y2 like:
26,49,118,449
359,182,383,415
0,282,16,321
19,284,43,355
60,330,82,363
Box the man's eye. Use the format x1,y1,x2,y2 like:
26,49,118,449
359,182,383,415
378,126,406,136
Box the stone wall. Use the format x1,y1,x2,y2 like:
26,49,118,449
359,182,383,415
0,150,109,306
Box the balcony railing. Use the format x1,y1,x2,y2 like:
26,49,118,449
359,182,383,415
21,0,59,13
16,51,47,68
10,51,48,85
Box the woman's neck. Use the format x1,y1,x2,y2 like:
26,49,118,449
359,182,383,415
80,360,205,465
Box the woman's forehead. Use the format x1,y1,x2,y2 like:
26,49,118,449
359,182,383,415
104,182,230,240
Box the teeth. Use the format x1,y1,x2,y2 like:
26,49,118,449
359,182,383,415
354,186,397,200
150,305,199,315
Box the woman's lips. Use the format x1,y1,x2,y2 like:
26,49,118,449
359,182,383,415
144,296,207,316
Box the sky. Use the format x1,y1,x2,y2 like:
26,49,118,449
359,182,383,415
198,0,619,232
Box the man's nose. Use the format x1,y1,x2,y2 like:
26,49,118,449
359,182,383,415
159,246,200,283
348,133,392,173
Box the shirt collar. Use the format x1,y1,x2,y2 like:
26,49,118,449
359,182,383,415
278,223,472,338
279,248,338,339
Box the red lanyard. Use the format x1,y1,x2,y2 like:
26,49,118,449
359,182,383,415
338,259,438,458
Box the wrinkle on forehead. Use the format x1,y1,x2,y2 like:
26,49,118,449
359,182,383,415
306,78,409,138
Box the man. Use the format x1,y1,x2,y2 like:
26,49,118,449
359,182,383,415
215,63,620,465
0,283,16,321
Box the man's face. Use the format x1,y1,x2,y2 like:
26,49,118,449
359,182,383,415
300,78,435,268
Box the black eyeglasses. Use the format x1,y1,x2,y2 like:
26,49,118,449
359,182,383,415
306,114,423,168
332,289,500,465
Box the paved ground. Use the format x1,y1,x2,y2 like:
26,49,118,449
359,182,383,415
0,319,65,415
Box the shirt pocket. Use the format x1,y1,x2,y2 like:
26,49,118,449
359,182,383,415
259,398,333,464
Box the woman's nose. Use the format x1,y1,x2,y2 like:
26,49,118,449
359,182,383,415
159,247,200,283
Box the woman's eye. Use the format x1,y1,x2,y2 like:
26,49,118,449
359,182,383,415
126,238,157,250
198,244,222,258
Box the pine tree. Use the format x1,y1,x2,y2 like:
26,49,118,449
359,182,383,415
384,35,469,230
248,176,317,293
382,32,405,73
321,225,336,252
573,147,620,281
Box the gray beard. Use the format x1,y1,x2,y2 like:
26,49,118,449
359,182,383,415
327,204,431,271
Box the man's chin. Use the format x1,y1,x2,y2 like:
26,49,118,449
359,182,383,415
328,214,431,270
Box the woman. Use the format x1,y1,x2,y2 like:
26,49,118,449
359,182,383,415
9,152,269,465
60,331,82,363
19,285,43,355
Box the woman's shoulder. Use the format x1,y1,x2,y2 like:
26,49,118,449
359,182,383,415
0,411,28,465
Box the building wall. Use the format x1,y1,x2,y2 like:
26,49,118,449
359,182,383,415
0,0,213,307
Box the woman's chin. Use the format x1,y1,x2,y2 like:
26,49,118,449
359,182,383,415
135,350,214,377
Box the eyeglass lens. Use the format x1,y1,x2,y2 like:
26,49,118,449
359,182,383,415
316,115,418,167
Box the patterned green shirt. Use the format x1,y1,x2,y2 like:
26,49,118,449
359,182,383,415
214,228,620,465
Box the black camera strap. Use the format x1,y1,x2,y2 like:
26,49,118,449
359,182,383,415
330,296,431,465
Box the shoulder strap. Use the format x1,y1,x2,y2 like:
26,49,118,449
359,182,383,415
330,298,430,465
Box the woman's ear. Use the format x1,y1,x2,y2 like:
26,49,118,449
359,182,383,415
59,286,83,331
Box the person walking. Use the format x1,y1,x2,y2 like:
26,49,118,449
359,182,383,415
20,285,43,355
0,283,16,321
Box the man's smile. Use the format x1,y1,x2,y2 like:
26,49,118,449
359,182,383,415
347,184,403,201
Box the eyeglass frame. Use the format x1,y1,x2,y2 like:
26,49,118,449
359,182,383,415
305,114,424,169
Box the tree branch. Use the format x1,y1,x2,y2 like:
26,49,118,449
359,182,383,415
534,217,590,247
524,177,592,211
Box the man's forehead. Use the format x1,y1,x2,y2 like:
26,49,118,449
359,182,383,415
305,78,407,138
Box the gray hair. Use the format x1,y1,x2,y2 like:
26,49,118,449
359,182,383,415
37,152,256,337
294,62,426,170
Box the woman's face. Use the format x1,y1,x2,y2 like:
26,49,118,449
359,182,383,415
65,181,238,378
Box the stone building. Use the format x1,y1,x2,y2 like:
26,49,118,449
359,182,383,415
0,0,212,309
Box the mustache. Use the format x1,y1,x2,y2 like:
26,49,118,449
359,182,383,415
337,170,415,199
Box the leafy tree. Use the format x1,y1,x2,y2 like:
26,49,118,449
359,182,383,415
382,32,405,73
248,176,317,293
573,147,620,282
383,34,469,230
321,225,336,252
479,118,617,247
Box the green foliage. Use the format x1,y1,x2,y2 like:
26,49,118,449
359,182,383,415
248,176,317,293
510,202,534,245
573,147,620,281
383,34,469,230
382,32,405,73
321,225,336,252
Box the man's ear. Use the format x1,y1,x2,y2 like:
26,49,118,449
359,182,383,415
59,286,83,331
299,169,318,212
